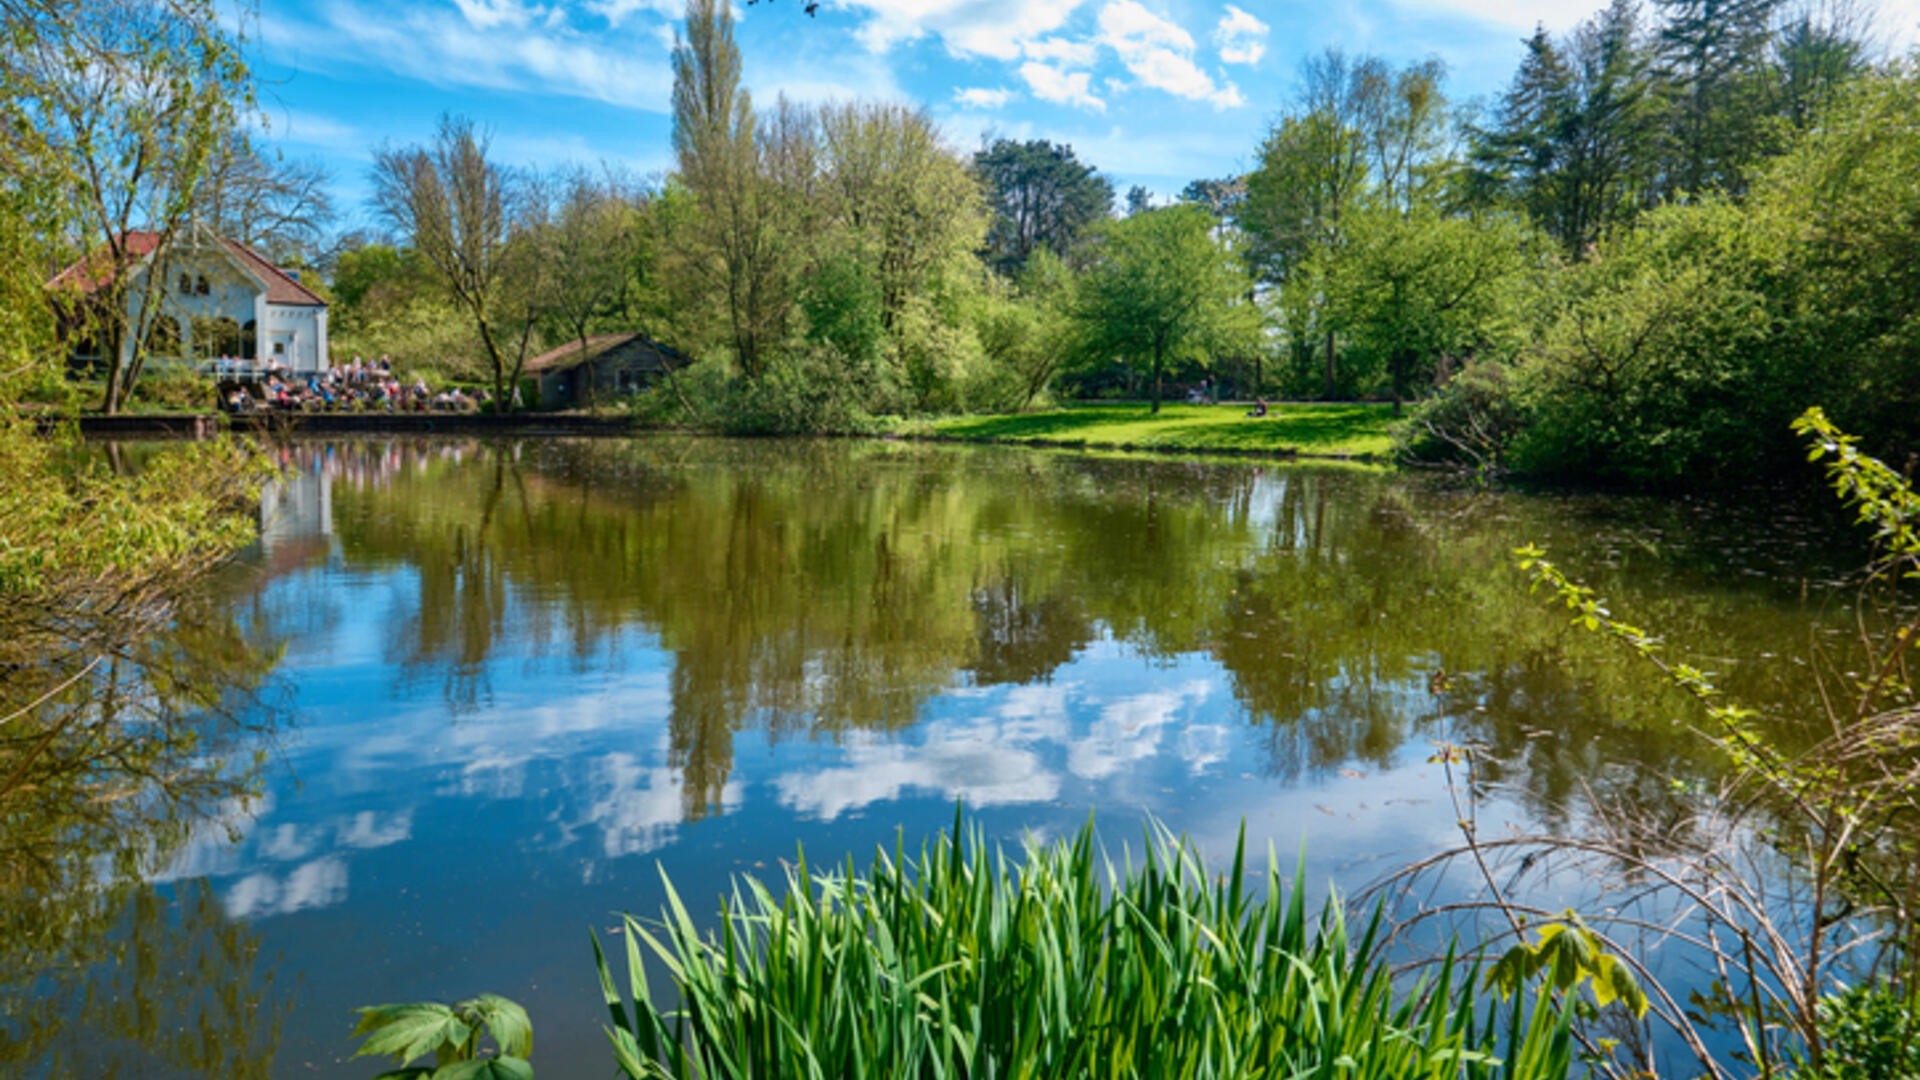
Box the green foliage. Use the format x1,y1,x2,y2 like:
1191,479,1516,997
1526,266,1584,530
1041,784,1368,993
797,251,885,364
1074,204,1261,413
350,995,533,1080
594,814,1578,1080
1326,205,1534,410
1506,196,1796,485
1487,912,1650,1019
1419,58,1919,486
973,139,1114,275
1792,983,1920,1080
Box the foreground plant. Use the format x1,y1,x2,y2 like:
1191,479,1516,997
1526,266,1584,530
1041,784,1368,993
349,994,533,1080
593,814,1592,1079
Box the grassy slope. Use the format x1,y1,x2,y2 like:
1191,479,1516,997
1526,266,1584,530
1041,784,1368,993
926,402,1399,457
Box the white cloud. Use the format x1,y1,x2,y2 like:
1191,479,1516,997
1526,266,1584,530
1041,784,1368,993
580,751,743,858
1095,0,1243,108
836,0,1089,60
1023,36,1099,66
954,86,1016,109
583,0,684,27
1213,4,1268,65
225,856,350,920
1066,681,1211,780
450,0,543,30
776,726,1060,820
1019,60,1105,111
1386,0,1593,33
251,108,361,154
339,808,414,849
257,1,675,112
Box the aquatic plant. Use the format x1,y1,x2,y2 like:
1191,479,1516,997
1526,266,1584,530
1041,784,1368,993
349,994,534,1079
592,813,1585,1080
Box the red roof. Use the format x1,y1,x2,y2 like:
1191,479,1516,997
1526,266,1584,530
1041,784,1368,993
222,238,326,306
47,230,325,307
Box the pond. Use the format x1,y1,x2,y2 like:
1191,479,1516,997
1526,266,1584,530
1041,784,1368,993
4,436,1874,1078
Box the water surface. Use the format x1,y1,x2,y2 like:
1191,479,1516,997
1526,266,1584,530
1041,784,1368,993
6,436,1868,1077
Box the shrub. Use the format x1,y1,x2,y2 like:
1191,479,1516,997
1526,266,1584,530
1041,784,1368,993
1793,983,1920,1080
592,816,1580,1080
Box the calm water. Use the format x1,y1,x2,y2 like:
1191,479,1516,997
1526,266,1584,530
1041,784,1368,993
7,436,1872,1077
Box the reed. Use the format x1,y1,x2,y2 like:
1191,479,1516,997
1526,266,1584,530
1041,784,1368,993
592,813,1576,1079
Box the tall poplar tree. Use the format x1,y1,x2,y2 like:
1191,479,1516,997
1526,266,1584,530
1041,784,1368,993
670,0,789,379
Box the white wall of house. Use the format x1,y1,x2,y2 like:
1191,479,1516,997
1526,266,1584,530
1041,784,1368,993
114,242,329,373
261,302,328,372
123,254,259,369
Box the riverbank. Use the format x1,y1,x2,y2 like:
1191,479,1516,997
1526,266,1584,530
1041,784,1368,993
910,402,1398,460
35,400,1404,463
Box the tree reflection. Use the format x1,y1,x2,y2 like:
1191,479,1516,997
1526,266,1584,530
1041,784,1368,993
0,566,289,1077
309,436,1865,830
0,880,288,1079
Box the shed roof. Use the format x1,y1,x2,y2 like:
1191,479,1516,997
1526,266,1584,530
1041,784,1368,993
525,332,693,373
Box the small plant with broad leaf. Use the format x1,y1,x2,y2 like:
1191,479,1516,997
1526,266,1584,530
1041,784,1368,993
349,994,533,1080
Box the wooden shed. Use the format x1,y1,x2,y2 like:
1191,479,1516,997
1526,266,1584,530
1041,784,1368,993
526,333,693,408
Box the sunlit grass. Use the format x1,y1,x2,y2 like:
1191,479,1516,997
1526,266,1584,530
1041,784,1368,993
926,402,1399,457
592,816,1576,1079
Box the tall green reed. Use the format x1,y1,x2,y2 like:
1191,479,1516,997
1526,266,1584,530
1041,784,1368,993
593,812,1577,1079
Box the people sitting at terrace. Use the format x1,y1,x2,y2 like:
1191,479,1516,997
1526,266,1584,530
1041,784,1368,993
218,360,483,415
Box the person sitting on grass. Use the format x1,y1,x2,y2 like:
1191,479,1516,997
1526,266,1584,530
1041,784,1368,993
1246,398,1268,418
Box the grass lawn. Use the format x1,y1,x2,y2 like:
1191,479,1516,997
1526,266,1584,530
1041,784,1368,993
925,402,1399,457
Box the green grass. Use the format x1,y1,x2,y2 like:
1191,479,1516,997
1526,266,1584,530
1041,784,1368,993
924,402,1399,458
592,815,1577,1080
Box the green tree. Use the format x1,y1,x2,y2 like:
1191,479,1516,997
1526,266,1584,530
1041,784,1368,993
1467,1,1664,255
669,0,791,380
527,166,651,402
1074,204,1260,413
14,0,250,413
972,139,1114,275
1327,205,1532,414
977,248,1077,410
1241,50,1452,398
814,101,985,343
1654,0,1782,197
372,115,540,411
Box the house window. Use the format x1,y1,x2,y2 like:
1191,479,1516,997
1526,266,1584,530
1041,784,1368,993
178,273,192,295
273,341,286,356
195,275,209,295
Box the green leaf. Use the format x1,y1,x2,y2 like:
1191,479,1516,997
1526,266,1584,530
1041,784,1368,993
461,994,533,1058
352,1004,471,1065
432,1055,534,1080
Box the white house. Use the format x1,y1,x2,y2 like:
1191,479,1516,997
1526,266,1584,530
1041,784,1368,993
52,224,330,373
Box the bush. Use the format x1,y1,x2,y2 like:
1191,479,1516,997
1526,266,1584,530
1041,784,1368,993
1400,359,1529,472
1793,983,1920,1080
593,816,1580,1080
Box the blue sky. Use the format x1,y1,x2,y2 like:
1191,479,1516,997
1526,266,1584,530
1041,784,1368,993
247,0,1920,230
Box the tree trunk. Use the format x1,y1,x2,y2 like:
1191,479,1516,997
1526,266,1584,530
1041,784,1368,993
476,313,508,415
1150,348,1163,414
577,327,594,407
1323,329,1337,400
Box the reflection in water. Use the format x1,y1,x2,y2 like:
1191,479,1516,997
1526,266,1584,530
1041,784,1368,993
1,882,289,1080
6,436,1872,1078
